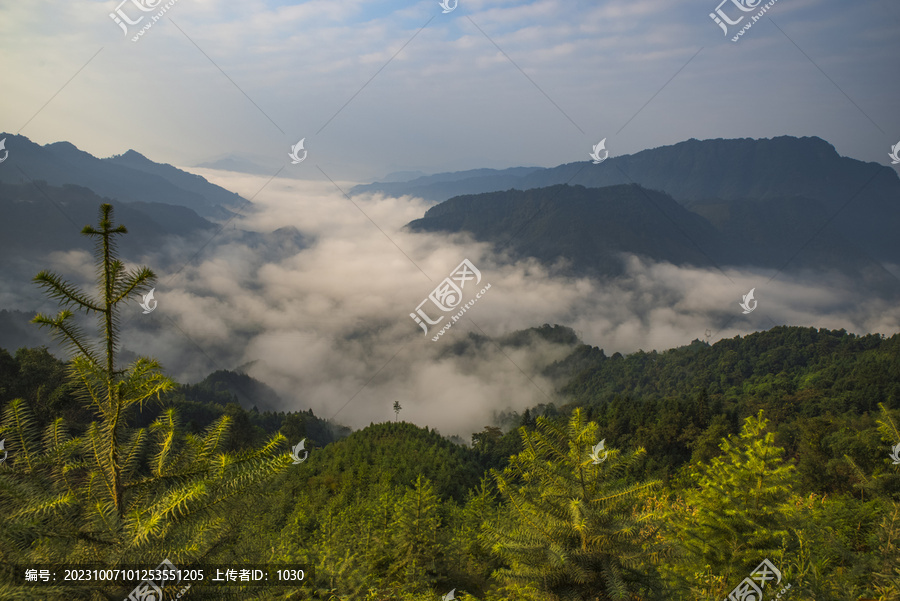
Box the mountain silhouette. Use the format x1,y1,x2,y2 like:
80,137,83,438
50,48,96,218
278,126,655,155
0,134,247,219
364,136,900,265
407,182,900,294
408,184,727,276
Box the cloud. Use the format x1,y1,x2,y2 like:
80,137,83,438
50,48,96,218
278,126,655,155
43,170,891,439
3,0,897,180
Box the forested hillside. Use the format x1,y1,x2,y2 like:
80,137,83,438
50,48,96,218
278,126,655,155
3,325,898,600
556,327,900,485
0,134,246,218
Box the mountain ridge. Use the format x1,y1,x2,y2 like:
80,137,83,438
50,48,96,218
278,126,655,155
361,136,900,261
406,182,900,293
0,134,247,219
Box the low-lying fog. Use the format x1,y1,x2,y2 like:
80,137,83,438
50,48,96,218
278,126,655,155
7,170,900,437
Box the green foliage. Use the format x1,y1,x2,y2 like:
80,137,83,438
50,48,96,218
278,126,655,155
660,411,798,596
390,475,443,588
471,425,523,471
0,204,292,599
563,327,900,491
486,409,666,600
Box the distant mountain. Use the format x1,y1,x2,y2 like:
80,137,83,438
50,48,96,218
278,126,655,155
409,184,728,276
380,170,429,183
363,136,900,264
351,166,544,200
194,154,279,176
683,195,894,274
187,369,285,413
0,134,247,219
407,183,898,291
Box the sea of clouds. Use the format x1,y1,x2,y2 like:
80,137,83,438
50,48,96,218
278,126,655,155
4,170,899,438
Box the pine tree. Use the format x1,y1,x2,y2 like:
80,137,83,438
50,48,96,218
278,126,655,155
661,410,798,598
391,474,443,590
445,477,502,594
485,408,667,600
0,204,292,599
872,403,900,597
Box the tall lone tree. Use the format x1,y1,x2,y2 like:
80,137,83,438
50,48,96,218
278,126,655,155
0,204,292,598
31,203,166,516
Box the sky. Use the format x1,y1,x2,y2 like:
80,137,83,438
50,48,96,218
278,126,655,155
1,0,899,181
1,0,900,435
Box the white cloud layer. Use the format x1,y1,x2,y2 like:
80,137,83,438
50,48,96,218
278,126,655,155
29,170,890,438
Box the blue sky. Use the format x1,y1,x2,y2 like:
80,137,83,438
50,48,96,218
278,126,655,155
1,0,898,181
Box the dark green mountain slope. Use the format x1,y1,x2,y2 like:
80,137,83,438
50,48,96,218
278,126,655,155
554,326,900,485
2,324,899,598
406,183,884,282
561,326,899,412
185,369,286,413
350,166,543,200
408,184,728,275
105,149,246,218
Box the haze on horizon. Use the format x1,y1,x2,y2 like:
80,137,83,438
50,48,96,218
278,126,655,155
1,0,899,181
